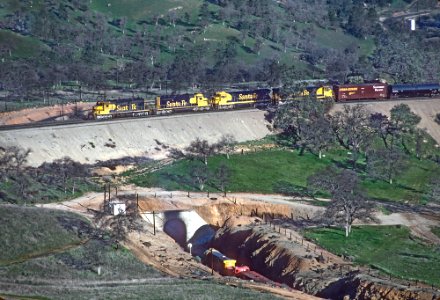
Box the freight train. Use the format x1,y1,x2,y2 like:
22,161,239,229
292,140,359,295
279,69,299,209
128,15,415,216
202,248,275,285
91,82,440,119
92,88,279,119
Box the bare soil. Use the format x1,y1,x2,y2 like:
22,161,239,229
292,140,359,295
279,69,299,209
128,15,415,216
0,102,94,125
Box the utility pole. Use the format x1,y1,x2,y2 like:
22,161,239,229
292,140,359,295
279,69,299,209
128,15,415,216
211,248,214,275
153,211,156,235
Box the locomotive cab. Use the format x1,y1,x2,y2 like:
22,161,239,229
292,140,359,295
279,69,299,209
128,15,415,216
211,91,233,108
92,101,117,119
300,86,334,100
189,93,210,108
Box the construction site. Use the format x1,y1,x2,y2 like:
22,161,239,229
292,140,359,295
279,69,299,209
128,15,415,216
38,184,440,300
1,100,440,299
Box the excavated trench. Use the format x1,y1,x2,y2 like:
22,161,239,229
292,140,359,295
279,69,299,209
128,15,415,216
208,220,440,300
137,196,440,300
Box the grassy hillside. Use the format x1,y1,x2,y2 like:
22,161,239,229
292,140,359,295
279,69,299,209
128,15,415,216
90,0,203,21
0,206,87,264
3,0,427,103
0,30,45,58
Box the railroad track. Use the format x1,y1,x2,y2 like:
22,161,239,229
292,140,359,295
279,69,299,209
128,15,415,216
1,96,439,131
0,106,264,131
334,96,440,105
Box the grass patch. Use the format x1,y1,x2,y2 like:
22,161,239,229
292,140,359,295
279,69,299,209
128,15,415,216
0,176,99,205
432,227,440,239
0,239,162,281
0,206,89,264
304,225,440,287
129,150,331,193
0,29,45,58
362,157,439,203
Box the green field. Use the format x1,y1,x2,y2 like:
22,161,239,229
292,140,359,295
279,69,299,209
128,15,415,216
128,150,330,193
128,147,440,203
304,226,440,287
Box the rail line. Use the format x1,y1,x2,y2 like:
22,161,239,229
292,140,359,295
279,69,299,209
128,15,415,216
0,106,258,131
0,96,439,132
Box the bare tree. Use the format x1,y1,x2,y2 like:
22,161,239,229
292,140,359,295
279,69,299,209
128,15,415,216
190,162,210,191
366,148,407,184
185,138,216,165
50,157,88,194
369,112,393,149
308,167,374,237
214,163,231,193
215,134,236,159
331,104,373,169
0,146,30,179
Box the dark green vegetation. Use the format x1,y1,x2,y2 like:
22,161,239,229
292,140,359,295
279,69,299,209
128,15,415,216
0,205,279,300
432,227,440,238
304,226,440,287
1,0,440,108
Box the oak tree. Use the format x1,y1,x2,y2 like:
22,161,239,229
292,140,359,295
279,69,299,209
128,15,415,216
308,167,374,237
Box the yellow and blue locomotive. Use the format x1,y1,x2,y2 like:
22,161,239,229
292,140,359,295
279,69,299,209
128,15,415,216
92,88,280,119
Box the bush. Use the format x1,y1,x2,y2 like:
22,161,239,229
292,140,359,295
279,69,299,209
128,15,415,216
435,113,440,125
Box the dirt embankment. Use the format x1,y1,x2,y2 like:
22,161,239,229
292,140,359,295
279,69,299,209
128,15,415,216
211,219,440,300
0,103,93,125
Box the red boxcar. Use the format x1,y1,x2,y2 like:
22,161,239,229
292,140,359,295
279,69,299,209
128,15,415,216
334,83,388,101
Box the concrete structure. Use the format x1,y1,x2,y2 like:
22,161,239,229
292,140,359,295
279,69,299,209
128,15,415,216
142,210,215,256
0,109,271,167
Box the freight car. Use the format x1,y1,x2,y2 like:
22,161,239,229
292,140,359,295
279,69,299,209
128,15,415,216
333,83,388,101
305,82,440,101
389,83,440,98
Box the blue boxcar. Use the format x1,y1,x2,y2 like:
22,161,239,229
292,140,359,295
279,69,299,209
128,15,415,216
390,83,440,98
